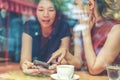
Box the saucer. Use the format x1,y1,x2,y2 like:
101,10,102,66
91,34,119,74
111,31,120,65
50,74,80,80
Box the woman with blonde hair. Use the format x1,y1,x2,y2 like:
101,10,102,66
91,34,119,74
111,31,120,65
48,0,120,75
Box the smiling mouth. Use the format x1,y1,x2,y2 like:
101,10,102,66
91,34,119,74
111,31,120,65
42,20,50,23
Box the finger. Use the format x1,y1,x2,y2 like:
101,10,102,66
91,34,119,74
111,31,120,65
23,61,34,68
31,65,40,69
58,53,65,63
47,52,60,63
36,65,56,74
47,56,56,64
49,64,57,70
51,59,58,64
31,72,40,76
31,70,41,76
38,67,51,74
49,69,56,74
23,68,39,75
58,48,67,63
24,60,33,65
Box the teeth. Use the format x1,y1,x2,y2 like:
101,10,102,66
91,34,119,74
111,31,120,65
43,20,49,22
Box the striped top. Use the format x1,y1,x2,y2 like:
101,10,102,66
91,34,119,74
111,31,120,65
91,19,120,64
82,19,120,67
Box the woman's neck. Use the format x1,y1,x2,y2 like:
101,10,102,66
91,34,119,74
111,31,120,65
94,12,105,27
41,27,53,38
95,15,103,22
93,2,102,22
94,7,103,22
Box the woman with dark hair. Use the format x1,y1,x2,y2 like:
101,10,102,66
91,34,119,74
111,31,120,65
48,0,120,75
20,0,71,75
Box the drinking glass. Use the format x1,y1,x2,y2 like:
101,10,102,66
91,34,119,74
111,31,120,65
106,64,120,80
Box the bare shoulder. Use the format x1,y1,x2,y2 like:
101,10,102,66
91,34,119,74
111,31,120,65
111,24,120,31
109,24,120,34
108,24,120,39
23,32,32,39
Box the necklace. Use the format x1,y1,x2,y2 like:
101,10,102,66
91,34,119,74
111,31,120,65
95,18,105,28
95,22,104,27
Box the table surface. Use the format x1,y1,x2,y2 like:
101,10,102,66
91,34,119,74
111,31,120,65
0,63,108,80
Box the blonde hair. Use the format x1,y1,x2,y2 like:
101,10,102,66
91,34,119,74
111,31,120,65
102,0,120,20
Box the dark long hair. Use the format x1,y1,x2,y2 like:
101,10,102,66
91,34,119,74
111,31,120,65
51,0,62,20
50,0,67,27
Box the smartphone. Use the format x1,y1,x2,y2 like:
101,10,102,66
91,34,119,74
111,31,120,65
33,60,50,69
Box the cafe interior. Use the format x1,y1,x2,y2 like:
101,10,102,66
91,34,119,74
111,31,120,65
0,0,119,80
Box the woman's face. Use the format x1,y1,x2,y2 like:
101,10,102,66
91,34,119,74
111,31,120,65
88,0,95,19
36,0,56,28
89,0,95,10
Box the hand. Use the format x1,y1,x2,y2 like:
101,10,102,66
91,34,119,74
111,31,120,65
48,64,57,70
48,59,68,69
77,1,95,31
47,48,67,64
21,60,40,75
21,60,55,75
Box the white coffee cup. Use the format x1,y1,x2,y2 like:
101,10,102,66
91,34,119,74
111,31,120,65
57,65,74,80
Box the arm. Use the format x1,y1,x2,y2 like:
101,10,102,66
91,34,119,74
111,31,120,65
82,25,120,75
48,36,83,69
47,36,70,69
20,33,41,75
52,36,70,64
65,52,83,69
20,32,32,65
67,31,83,69
20,33,56,75
48,23,71,64
20,33,37,74
59,36,70,50
20,32,37,74
60,36,83,68
48,23,83,69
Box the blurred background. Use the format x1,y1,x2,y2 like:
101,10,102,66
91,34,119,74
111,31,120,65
0,0,88,63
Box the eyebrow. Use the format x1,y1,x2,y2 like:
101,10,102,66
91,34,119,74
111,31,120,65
38,7,55,10
49,7,55,9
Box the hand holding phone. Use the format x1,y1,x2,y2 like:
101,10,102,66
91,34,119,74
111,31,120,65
33,60,50,69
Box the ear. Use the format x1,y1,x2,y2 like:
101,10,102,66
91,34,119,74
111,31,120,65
89,0,95,10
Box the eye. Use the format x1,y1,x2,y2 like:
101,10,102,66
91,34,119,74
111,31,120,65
49,8,55,12
38,9,44,11
88,2,92,6
49,9,55,12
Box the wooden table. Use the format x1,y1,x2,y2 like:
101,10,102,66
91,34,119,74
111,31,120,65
75,71,108,80
0,63,108,80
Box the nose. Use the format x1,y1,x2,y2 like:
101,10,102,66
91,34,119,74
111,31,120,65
43,10,49,17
